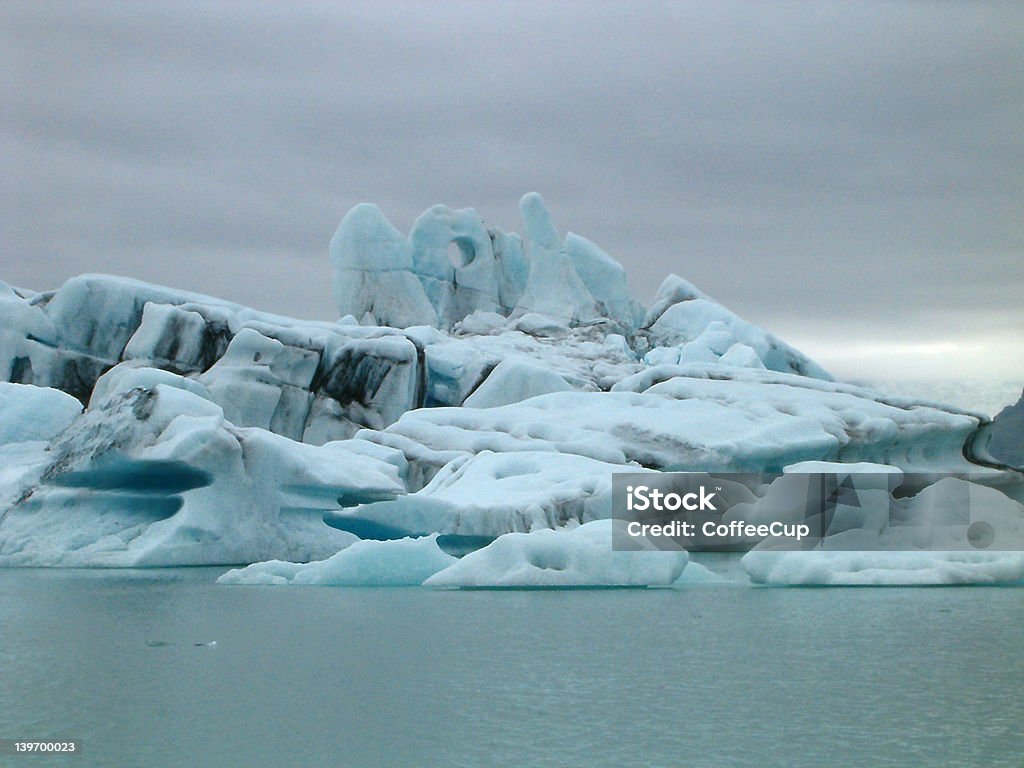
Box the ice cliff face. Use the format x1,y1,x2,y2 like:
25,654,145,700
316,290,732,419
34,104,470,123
0,195,1016,571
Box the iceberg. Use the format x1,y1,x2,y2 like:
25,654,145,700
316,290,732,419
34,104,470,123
424,519,688,588
741,476,1024,585
0,193,1010,577
742,551,1024,586
0,377,405,566
218,535,457,586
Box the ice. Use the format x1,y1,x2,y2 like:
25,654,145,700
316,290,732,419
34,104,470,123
326,450,645,540
424,519,688,588
0,378,405,566
641,275,831,379
463,360,573,408
362,368,983,490
1,193,1009,576
330,203,438,329
742,476,1024,585
217,535,457,586
987,389,1023,468
326,193,637,332
0,383,82,444
408,204,501,324
743,551,1024,585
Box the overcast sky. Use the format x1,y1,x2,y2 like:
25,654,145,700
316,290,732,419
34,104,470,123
2,1,1022,381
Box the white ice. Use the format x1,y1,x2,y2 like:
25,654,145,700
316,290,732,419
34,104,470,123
424,519,688,588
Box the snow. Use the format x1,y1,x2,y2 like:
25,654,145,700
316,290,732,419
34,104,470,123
217,535,457,586
424,519,688,588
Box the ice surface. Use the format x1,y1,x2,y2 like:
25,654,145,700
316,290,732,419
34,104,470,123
327,450,645,540
742,476,1024,585
0,383,82,444
987,389,1023,468
330,204,438,329
217,535,457,586
641,276,831,379
0,379,405,566
362,368,983,491
424,519,688,588
743,551,1024,585
463,359,573,408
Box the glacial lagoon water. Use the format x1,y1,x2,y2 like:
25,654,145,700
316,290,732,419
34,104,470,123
2,564,1023,768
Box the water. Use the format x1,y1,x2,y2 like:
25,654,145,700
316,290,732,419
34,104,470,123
2,566,1023,767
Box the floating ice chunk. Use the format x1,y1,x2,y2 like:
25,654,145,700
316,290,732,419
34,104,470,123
743,550,1024,585
742,476,1024,584
425,519,688,588
0,383,82,445
217,535,457,586
463,359,573,408
673,560,733,585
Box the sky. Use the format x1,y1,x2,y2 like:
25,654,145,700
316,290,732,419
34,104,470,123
2,1,1022,382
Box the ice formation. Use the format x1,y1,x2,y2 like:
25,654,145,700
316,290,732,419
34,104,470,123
1,194,1020,584
987,389,1024,468
740,474,1024,585
218,535,456,586
424,520,688,588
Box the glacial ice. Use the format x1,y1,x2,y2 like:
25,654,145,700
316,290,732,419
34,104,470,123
741,476,1024,585
217,535,457,586
463,359,573,408
742,551,1024,586
987,389,1024,468
0,382,82,444
325,450,647,540
424,519,688,588
0,193,1015,583
0,378,405,566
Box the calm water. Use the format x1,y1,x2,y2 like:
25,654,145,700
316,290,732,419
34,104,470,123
2,565,1022,768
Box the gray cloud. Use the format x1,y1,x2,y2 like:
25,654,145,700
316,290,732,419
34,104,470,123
2,1,1022,379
